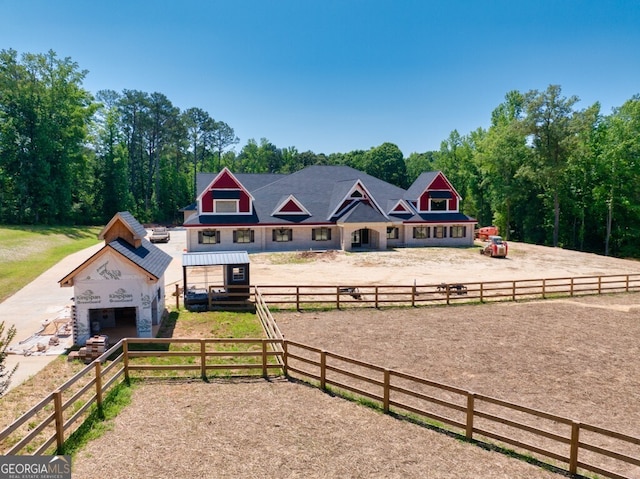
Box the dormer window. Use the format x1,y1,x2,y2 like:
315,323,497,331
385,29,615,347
215,200,238,213
431,199,447,211
429,191,452,212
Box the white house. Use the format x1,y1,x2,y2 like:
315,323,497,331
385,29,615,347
182,165,477,253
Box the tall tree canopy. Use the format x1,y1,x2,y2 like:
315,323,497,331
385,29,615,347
0,49,96,224
3,49,640,258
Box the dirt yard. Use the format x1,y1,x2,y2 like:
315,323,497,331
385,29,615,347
72,379,563,479
247,240,640,286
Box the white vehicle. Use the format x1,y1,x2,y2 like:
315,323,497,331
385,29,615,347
149,227,170,243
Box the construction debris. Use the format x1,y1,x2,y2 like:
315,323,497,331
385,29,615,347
68,335,110,364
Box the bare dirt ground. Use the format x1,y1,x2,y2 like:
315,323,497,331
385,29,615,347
72,238,640,478
72,379,562,479
247,240,640,286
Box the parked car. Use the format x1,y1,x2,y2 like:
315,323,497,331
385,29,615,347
480,235,508,258
149,227,170,243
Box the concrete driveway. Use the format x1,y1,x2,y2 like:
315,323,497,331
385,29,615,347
2,229,187,393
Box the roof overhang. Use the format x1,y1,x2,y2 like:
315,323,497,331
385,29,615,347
182,251,250,267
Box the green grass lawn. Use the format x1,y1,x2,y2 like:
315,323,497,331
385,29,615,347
0,225,102,303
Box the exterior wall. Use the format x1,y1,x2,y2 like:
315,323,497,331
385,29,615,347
402,224,474,248
187,226,341,253
72,250,163,345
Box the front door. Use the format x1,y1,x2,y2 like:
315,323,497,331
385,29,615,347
351,230,361,247
351,229,369,248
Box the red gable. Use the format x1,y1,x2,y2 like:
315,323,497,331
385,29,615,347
280,199,304,213
428,172,453,191
393,203,409,213
200,168,252,214
418,172,460,212
212,170,242,189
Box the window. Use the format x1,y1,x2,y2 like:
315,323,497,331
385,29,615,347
232,267,245,281
387,227,399,240
430,199,447,211
312,227,331,241
233,229,254,243
450,225,466,238
215,200,238,213
413,226,429,239
198,229,220,244
434,226,446,238
272,228,292,242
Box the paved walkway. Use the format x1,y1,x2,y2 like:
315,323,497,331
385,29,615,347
2,230,187,393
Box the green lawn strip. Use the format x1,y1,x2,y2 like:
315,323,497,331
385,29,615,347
0,226,102,303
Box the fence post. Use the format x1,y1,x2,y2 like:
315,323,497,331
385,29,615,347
479,282,484,303
200,339,207,379
569,421,580,475
466,392,475,440
296,286,300,311
375,286,379,308
570,277,574,297
53,390,64,452
94,360,103,409
262,339,268,378
542,279,546,299
123,339,130,383
383,369,390,413
598,276,602,294
320,350,327,390
336,286,341,309
411,284,416,307
446,285,451,305
626,275,630,293
512,281,516,301
283,340,289,377
175,283,180,310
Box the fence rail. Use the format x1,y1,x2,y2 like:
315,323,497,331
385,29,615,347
282,340,640,479
251,273,640,309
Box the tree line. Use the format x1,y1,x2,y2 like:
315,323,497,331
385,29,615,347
1,50,639,256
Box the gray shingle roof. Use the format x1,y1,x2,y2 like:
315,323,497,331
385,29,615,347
405,172,436,199
117,211,148,238
337,202,390,224
108,238,173,279
188,165,475,227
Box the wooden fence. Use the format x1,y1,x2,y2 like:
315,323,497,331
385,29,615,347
282,340,640,479
253,273,640,309
2,335,639,479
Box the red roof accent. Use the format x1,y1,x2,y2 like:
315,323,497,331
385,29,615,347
280,199,304,213
393,203,408,212
429,173,450,190
212,170,242,189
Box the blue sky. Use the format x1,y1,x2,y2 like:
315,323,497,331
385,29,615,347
2,0,639,155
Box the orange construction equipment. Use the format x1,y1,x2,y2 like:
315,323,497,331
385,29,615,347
475,225,499,241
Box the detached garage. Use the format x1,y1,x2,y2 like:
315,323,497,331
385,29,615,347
59,212,173,346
